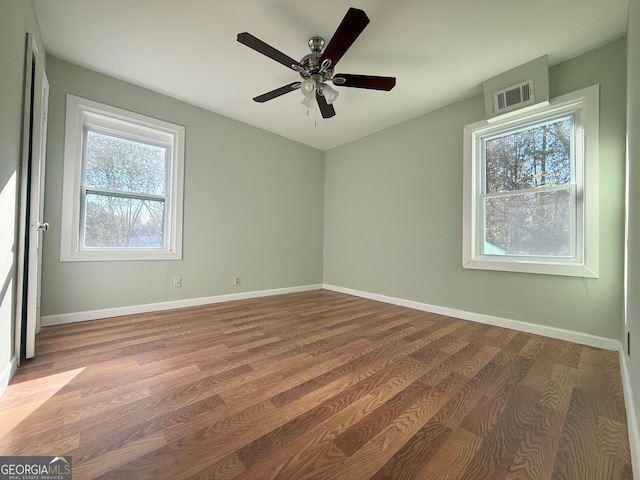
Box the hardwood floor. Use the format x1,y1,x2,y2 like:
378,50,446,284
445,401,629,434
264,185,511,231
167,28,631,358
0,290,633,479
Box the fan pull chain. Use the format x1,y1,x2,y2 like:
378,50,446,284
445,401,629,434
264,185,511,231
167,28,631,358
305,106,317,127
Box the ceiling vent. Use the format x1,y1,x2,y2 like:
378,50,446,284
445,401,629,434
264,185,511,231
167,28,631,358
493,80,535,114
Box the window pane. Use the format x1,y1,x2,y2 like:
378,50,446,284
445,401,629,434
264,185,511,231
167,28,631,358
485,117,572,193
483,189,572,257
85,130,167,196
84,193,165,248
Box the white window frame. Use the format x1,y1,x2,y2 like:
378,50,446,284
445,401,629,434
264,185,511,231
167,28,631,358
61,94,185,261
462,84,599,277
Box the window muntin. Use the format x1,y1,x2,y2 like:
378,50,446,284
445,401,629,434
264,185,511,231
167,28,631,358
462,85,599,277
61,95,184,261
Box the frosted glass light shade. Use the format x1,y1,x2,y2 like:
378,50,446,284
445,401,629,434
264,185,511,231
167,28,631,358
301,95,316,108
322,84,339,104
300,79,316,98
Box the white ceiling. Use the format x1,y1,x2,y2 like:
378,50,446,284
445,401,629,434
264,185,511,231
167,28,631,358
33,0,629,151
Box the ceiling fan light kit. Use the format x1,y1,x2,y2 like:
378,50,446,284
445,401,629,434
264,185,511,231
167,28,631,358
237,7,396,119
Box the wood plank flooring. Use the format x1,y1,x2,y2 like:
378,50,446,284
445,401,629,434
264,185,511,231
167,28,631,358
0,290,633,479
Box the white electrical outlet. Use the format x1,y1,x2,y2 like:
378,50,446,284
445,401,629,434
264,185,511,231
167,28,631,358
234,276,241,286
173,276,182,288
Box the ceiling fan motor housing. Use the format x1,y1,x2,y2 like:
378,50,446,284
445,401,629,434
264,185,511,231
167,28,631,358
299,37,334,82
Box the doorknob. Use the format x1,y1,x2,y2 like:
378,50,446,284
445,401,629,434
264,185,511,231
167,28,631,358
37,222,49,231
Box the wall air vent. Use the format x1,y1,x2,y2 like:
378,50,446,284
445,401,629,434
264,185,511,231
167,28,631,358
493,80,535,115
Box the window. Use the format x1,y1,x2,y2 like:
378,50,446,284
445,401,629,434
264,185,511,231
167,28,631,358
61,95,185,261
463,85,599,277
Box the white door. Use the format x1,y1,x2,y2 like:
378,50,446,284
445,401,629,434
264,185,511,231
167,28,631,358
15,33,48,362
29,65,49,339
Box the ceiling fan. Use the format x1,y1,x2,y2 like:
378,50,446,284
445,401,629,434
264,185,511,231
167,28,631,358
237,7,396,119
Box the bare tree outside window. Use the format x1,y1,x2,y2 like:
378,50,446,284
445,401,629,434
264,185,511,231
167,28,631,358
482,116,573,256
83,130,168,248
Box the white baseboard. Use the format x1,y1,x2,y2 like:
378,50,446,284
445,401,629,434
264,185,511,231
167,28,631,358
619,345,640,480
0,356,18,398
41,284,324,326
322,284,620,351
43,282,621,350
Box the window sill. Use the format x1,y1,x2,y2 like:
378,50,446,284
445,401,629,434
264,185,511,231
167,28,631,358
462,256,598,278
60,248,182,262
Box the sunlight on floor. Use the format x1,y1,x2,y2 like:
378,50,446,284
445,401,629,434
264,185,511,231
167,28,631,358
0,367,85,439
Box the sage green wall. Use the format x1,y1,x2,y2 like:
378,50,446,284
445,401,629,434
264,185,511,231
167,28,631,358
0,1,45,375
41,57,324,316
626,0,640,446
324,38,627,340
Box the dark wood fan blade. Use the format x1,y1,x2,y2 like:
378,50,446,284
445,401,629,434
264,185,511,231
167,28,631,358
332,74,396,91
253,82,301,103
316,92,336,118
237,32,303,71
319,8,369,69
